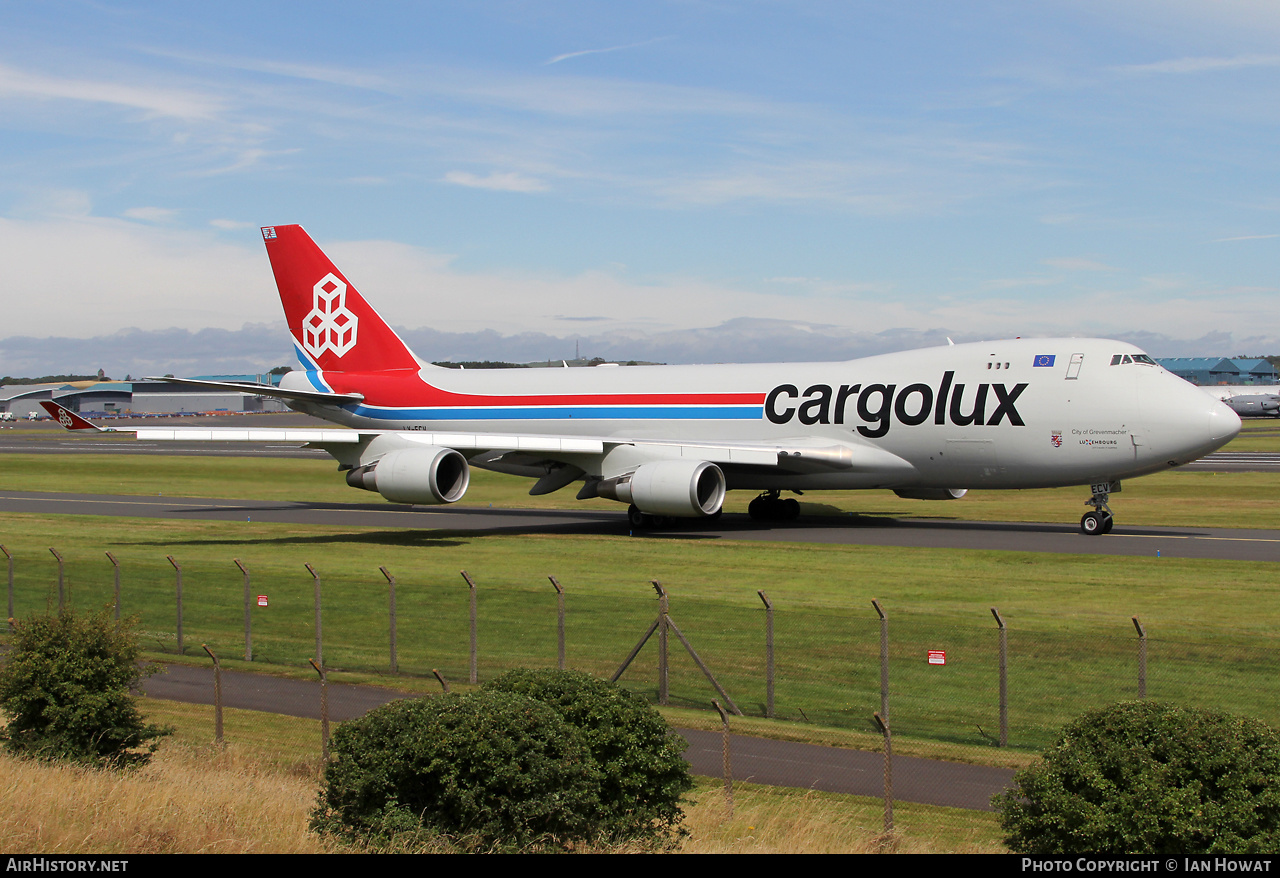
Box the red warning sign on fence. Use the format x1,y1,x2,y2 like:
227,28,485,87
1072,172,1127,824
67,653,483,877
928,650,946,665
257,595,268,607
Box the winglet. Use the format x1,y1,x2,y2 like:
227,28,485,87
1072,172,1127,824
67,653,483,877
39,401,110,432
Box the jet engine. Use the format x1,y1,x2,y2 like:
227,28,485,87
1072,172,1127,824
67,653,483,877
892,488,968,501
597,459,726,517
345,446,470,505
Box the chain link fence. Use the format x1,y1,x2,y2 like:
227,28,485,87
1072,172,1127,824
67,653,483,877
4,541,1277,827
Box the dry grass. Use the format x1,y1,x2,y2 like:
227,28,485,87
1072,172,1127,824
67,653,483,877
0,741,1005,853
672,781,1004,854
0,695,1005,854
0,743,337,854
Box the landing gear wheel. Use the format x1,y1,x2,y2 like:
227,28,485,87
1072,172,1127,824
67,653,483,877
1081,482,1117,536
628,504,654,530
1080,511,1104,535
749,491,801,522
748,493,774,521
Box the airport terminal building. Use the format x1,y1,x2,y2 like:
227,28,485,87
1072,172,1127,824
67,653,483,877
0,376,288,418
1155,357,1279,385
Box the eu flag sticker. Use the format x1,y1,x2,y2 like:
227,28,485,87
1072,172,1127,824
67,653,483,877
1033,354,1056,367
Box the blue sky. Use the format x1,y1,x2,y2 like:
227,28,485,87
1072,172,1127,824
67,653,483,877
2,1,1279,375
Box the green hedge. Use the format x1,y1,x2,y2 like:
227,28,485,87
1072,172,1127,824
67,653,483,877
994,701,1280,853
311,690,604,850
0,608,169,767
484,668,691,841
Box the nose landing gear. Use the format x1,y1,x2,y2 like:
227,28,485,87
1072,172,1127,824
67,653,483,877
1081,482,1117,535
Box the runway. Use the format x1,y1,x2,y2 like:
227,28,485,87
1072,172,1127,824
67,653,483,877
2,414,1277,560
1,489,1277,561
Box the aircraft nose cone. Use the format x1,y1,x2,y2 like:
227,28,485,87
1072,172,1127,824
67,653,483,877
1208,400,1242,443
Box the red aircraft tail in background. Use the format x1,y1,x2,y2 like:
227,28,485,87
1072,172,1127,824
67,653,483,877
39,401,105,431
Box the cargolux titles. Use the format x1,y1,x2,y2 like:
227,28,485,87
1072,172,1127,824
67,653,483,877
765,371,1028,438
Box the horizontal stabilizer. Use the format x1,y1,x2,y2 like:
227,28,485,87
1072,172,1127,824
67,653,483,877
144,376,363,405
134,428,362,443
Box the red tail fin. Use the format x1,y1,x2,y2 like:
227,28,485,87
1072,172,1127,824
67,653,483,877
40,401,105,431
261,225,422,373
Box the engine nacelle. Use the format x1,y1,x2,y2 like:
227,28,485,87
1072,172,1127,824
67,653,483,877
892,488,968,501
598,460,726,517
347,446,470,505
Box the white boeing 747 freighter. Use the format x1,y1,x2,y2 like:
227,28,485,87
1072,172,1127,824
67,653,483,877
44,225,1241,535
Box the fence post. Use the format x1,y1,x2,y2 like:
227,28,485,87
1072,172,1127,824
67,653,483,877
713,700,733,818
306,564,322,666
460,571,478,684
1132,616,1147,699
167,555,182,655
105,552,120,621
549,576,565,669
874,711,893,838
235,559,251,661
310,658,329,763
380,566,397,674
872,599,888,720
991,607,1007,747
758,590,774,718
655,581,669,706
2,545,12,632
203,644,223,747
50,548,64,610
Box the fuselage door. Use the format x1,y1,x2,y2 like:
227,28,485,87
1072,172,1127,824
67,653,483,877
1065,353,1084,380
1131,431,1146,461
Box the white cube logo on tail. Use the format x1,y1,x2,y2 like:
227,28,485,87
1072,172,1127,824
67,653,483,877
302,273,359,359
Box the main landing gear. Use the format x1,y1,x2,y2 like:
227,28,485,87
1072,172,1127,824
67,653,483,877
748,490,801,522
1080,485,1115,536
627,505,722,530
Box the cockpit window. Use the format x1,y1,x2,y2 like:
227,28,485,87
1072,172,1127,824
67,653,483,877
1111,353,1157,366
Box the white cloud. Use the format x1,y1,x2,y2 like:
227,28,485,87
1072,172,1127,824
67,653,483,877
1042,257,1116,271
1213,233,1280,243
544,37,674,66
0,219,1277,369
0,217,273,338
122,207,179,223
443,171,550,193
0,61,223,120
1119,54,1280,75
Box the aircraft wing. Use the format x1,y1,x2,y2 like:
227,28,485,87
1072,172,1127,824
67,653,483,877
40,401,906,475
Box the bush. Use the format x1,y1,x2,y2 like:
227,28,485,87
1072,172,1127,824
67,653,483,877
993,701,1280,854
0,608,170,767
311,690,605,850
483,668,692,842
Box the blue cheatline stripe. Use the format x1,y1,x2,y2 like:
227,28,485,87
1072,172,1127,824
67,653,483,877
292,345,331,393
349,404,765,421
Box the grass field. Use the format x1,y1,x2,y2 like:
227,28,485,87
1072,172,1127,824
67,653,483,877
1,445,1277,755
0,426,1274,852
